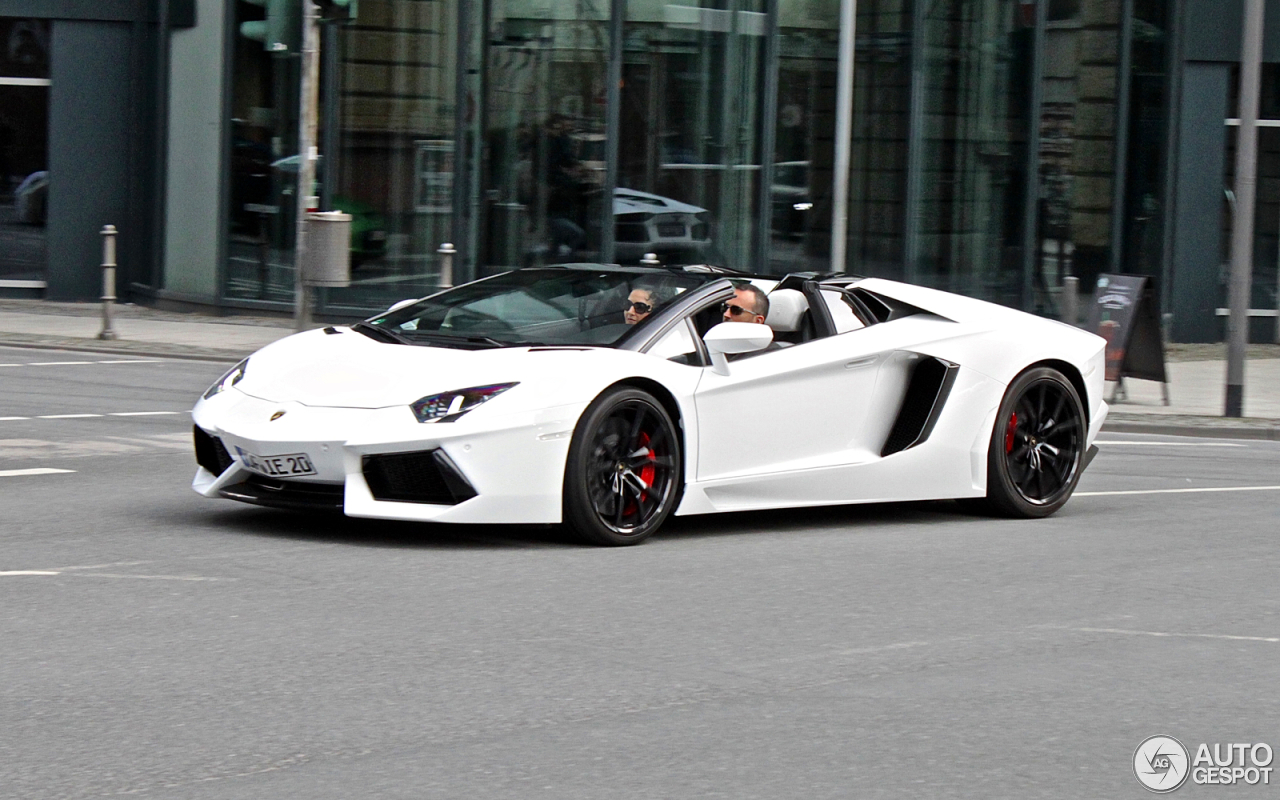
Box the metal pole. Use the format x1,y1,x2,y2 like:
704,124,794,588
294,0,321,333
1108,0,1135,275
754,0,780,274
1021,0,1048,312
437,242,456,287
601,0,624,264
321,19,339,213
1062,275,1079,327
1226,0,1264,417
98,225,118,341
830,0,857,273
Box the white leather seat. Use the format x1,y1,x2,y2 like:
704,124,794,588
766,288,808,333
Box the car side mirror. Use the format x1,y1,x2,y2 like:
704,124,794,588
703,322,773,375
384,298,419,314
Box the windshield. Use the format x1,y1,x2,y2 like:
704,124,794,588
366,267,716,348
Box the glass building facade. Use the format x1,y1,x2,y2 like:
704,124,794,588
219,0,1176,318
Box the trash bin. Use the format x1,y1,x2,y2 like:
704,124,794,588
301,211,352,287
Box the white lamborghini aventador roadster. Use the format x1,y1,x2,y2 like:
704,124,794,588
192,265,1108,545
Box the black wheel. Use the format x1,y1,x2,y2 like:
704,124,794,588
982,367,1086,518
563,386,682,546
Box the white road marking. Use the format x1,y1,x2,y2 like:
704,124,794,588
0,364,21,367
2,412,183,421
1095,440,1247,447
0,570,227,581
1076,485,1280,497
27,361,96,366
0,468,76,477
72,573,230,582
1070,627,1280,644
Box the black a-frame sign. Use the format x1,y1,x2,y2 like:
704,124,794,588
1086,274,1169,404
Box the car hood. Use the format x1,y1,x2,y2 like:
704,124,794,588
612,188,706,216
232,327,616,409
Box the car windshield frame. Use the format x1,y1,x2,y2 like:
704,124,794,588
364,265,732,349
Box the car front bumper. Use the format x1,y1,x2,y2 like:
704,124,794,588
192,390,582,524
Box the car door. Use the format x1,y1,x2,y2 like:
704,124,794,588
692,288,902,489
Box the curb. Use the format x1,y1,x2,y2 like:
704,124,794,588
0,334,253,363
1102,415,1280,441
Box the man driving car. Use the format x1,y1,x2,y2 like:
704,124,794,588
722,283,769,325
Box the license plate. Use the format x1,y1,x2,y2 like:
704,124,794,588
656,223,685,237
235,447,317,477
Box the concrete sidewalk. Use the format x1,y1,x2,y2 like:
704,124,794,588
1,299,1277,438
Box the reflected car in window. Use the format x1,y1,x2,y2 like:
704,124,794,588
612,188,711,263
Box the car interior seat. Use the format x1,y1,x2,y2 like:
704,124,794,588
765,288,813,346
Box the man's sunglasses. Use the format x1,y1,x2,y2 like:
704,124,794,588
721,302,755,317
627,301,653,315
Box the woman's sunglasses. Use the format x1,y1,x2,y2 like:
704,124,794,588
627,301,653,315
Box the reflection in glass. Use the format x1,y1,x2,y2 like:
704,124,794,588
478,1,610,272
910,0,1034,307
769,0,839,274
225,0,458,306
620,0,765,270
844,0,911,276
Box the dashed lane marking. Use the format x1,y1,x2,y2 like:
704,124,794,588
0,468,76,477
1068,627,1280,644
0,571,62,577
1076,485,1280,497
0,359,164,367
1095,440,1248,447
0,412,186,422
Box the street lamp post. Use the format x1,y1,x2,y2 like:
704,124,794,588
1226,0,1265,417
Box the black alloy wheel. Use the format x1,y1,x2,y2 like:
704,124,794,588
982,366,1086,518
563,386,682,546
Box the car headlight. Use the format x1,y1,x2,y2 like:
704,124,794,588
410,382,518,423
203,358,249,400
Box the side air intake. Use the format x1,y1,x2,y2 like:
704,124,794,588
193,426,235,475
881,357,959,457
362,449,478,505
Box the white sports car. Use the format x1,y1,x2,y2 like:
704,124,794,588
192,265,1108,545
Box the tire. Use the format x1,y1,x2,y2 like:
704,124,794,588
980,366,1086,518
563,386,682,546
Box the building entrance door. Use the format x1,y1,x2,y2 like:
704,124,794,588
0,18,50,289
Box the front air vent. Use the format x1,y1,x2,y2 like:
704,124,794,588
362,449,478,505
219,476,344,511
881,357,959,457
193,426,235,475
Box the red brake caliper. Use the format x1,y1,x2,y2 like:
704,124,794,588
623,431,655,518
1005,412,1018,453
638,431,656,492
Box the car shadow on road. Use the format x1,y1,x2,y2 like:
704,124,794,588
182,507,581,550
655,500,982,542
173,498,988,550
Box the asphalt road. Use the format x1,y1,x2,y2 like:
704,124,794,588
2,343,1278,799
